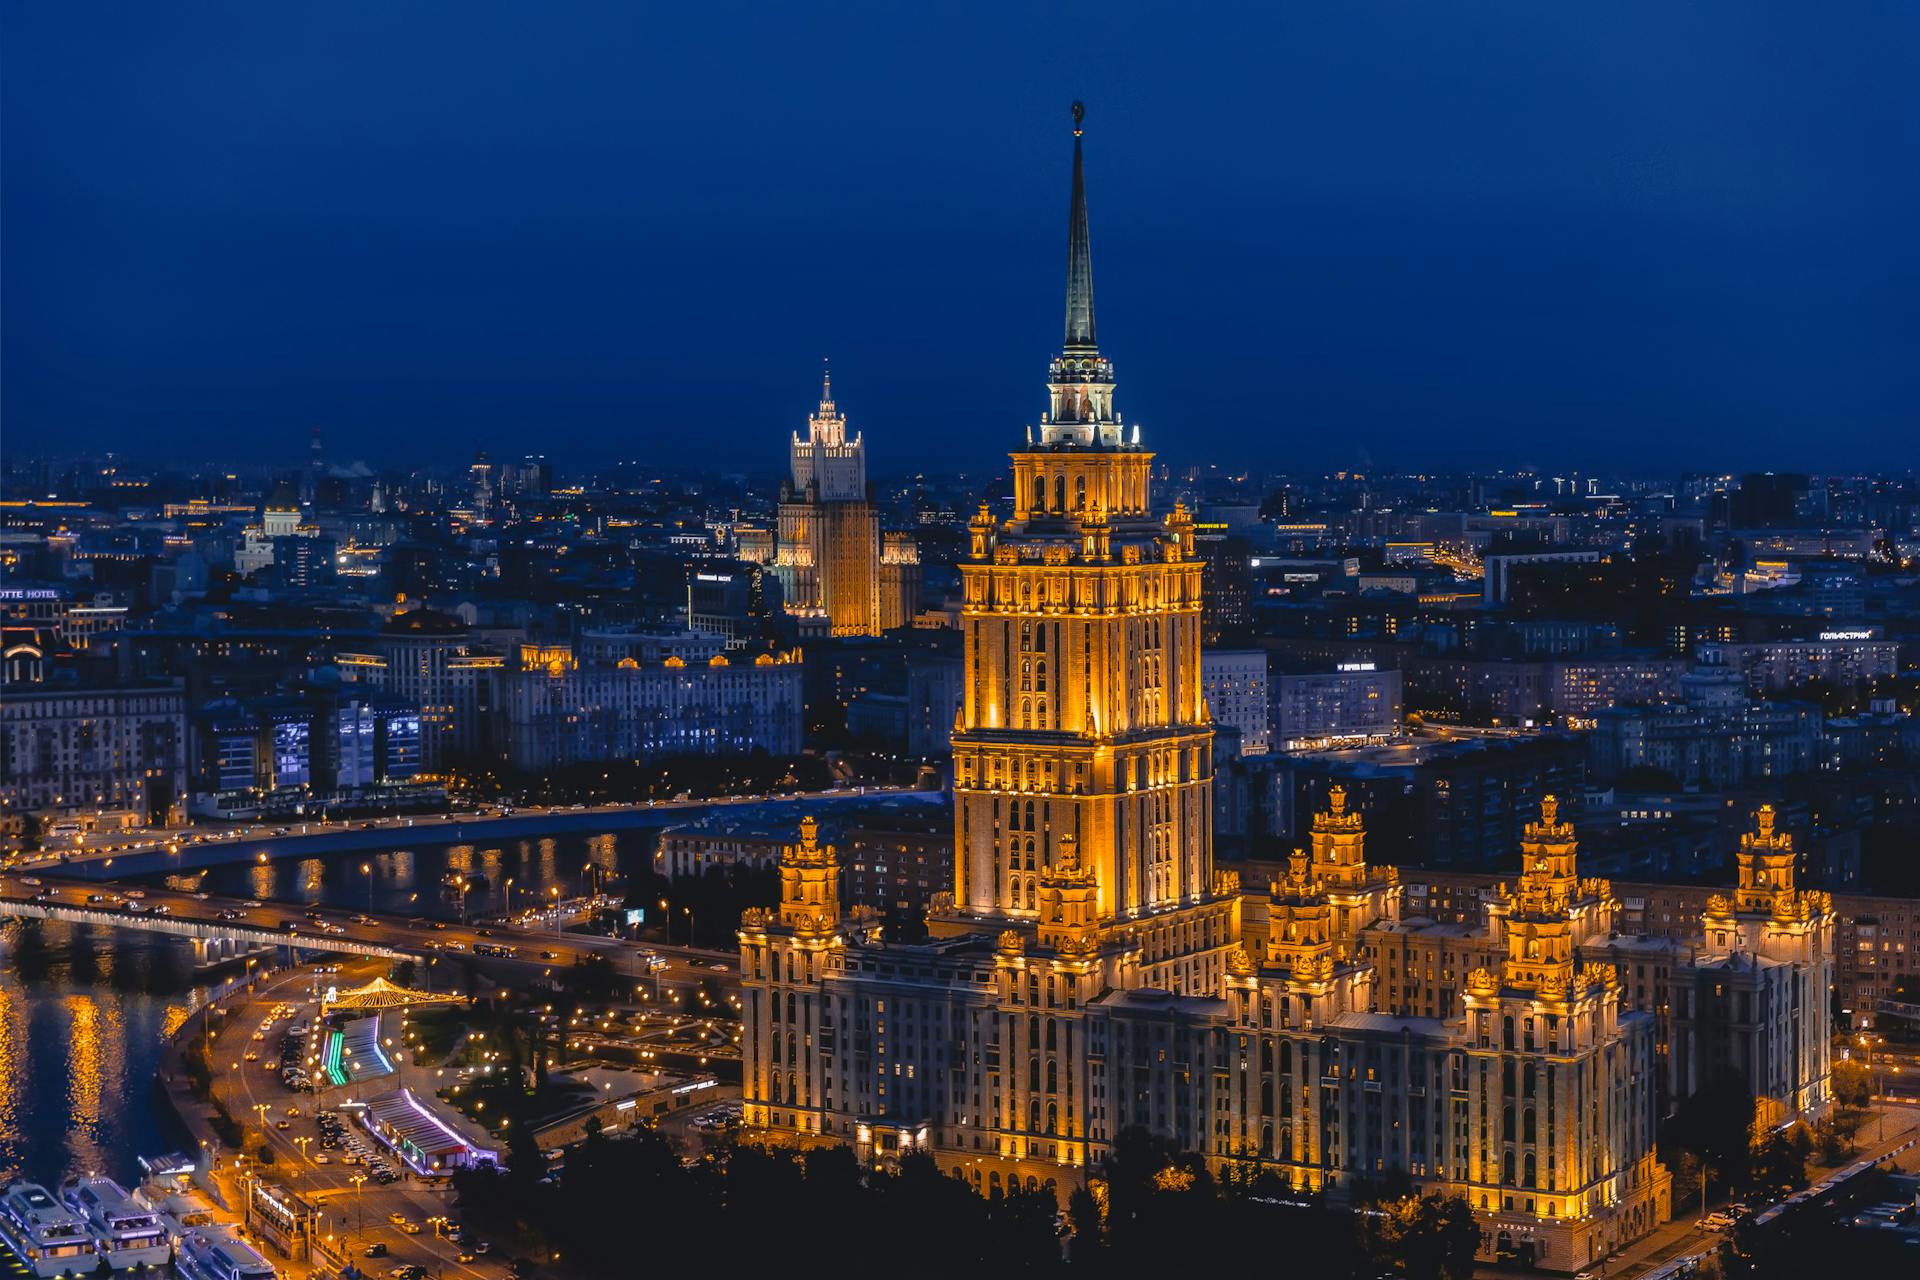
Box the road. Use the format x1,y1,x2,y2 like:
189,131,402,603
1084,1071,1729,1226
206,962,502,1280
1592,1099,1920,1280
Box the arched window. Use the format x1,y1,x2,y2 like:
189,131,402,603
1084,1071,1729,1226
1029,1098,1041,1132
1523,1109,1537,1143
1032,477,1045,511
1503,1150,1516,1185
1046,1059,1058,1093
1046,1019,1057,1051
1028,1058,1040,1091
1046,1101,1058,1134
1054,474,1067,511
1524,1153,1537,1187
1075,475,1086,510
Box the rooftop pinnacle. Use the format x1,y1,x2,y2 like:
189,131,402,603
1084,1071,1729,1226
1064,101,1097,353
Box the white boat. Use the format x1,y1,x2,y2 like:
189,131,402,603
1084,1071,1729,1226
59,1177,170,1270
0,1181,102,1278
174,1228,278,1280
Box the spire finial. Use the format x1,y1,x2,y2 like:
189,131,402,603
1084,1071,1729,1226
821,357,832,405
1063,102,1097,351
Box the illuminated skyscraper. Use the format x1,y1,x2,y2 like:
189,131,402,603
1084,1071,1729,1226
738,109,1825,1275
774,370,917,636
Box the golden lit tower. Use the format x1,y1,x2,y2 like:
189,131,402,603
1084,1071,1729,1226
1692,804,1835,1115
937,104,1225,990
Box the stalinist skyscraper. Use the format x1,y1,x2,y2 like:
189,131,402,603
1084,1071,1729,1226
940,98,1222,964
771,370,918,636
739,107,1829,1275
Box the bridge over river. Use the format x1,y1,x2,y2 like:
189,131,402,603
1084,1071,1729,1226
0,870,741,991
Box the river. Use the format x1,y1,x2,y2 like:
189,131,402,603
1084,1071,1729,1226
0,826,662,1189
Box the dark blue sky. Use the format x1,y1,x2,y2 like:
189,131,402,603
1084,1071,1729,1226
4,2,1915,475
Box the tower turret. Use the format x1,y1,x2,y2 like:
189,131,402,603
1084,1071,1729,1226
777,815,841,935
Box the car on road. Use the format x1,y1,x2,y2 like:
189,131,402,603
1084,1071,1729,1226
363,1243,387,1258
388,1213,409,1227
457,1252,476,1264
275,1120,292,1131
399,1221,422,1235
313,1154,330,1164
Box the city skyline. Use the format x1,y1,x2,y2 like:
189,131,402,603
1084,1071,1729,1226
6,4,1917,472
2,11,1918,1279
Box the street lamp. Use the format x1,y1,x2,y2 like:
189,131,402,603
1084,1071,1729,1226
349,1173,366,1235
361,862,374,913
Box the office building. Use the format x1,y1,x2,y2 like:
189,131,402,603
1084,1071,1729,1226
496,637,802,771
1200,649,1270,754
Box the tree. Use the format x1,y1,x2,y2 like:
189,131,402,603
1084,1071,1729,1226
1831,1058,1872,1111
1748,1122,1811,1201
1384,1195,1481,1280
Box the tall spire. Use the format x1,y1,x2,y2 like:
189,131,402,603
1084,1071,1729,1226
1064,101,1097,353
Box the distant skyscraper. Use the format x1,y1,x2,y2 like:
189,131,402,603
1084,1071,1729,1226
773,370,916,636
469,451,494,519
504,454,552,497
300,425,324,506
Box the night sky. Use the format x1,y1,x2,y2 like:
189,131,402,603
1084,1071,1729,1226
4,3,1916,475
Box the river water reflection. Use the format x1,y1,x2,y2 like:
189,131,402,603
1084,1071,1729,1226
0,827,660,1189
